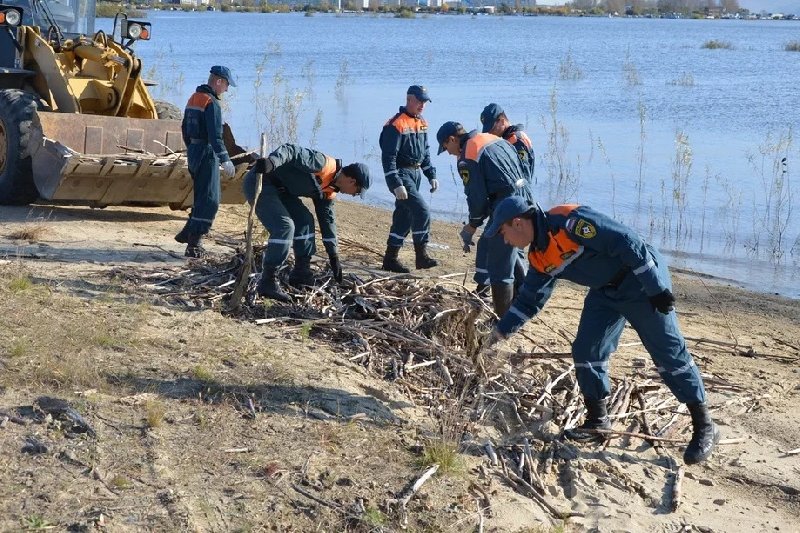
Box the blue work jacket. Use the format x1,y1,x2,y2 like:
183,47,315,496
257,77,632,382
263,144,342,256
458,130,531,228
497,205,670,336
182,84,230,163
502,124,535,182
380,107,436,190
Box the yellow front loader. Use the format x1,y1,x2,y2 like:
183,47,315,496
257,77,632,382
0,0,249,208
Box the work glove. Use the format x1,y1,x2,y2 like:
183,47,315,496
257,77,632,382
329,254,343,283
429,179,439,193
459,224,476,253
254,157,275,175
393,185,408,200
221,160,236,178
649,289,676,314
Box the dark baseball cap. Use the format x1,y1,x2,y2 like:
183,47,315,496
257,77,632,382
210,65,236,87
485,196,537,237
480,103,504,133
407,85,431,102
342,162,371,195
436,121,463,154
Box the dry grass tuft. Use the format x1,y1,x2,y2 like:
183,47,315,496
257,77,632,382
8,275,33,293
7,224,48,241
418,439,464,475
145,399,167,428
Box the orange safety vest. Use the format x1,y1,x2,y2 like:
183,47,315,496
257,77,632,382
315,155,338,200
528,205,582,276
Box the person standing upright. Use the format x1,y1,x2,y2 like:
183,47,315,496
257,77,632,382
379,85,439,273
436,121,534,317
175,65,237,258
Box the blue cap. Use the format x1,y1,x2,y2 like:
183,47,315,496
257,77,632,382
480,103,504,133
210,65,236,87
343,162,371,192
485,196,536,237
407,85,431,102
436,121,463,154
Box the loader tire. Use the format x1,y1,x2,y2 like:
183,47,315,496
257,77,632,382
0,89,39,205
155,100,182,121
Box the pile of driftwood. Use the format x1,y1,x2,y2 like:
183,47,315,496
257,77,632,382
113,240,751,521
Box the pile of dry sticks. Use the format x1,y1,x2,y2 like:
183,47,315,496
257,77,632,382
113,238,751,520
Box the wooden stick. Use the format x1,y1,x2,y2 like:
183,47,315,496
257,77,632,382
228,133,266,312
671,466,685,512
386,464,439,529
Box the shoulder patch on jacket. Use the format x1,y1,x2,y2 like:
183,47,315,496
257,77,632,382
573,219,596,239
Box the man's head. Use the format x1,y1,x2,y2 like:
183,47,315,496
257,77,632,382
436,121,467,156
485,196,538,248
480,103,508,136
336,162,371,197
209,65,236,95
406,85,431,115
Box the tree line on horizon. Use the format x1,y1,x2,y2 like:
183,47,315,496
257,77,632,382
109,0,755,18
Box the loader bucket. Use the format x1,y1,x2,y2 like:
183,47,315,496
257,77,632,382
30,112,248,209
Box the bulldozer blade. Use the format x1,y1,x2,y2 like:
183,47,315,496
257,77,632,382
30,112,248,208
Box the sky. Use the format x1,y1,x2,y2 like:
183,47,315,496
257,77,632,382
533,0,799,14
739,0,799,14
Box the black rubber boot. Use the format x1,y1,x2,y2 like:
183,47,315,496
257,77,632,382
414,242,438,269
475,283,490,297
564,397,612,442
257,267,291,302
684,403,720,465
382,245,410,273
490,283,514,317
174,226,190,244
184,233,206,258
289,255,315,287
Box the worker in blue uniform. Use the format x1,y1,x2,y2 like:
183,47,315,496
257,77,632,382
480,103,535,182
483,196,719,465
176,65,237,258
243,144,371,302
436,121,533,317
380,85,439,273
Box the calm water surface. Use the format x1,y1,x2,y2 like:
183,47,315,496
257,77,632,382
107,12,800,298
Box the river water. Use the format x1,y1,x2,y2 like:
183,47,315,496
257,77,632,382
104,12,800,298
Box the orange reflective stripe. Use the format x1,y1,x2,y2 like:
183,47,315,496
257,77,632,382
528,229,582,275
316,155,338,199
548,204,580,217
186,92,212,111
465,133,502,161
389,113,428,134
507,130,532,148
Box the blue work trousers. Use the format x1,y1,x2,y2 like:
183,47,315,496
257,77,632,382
387,169,431,247
471,226,519,286
474,235,527,287
183,145,221,236
243,176,316,269
571,253,706,405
